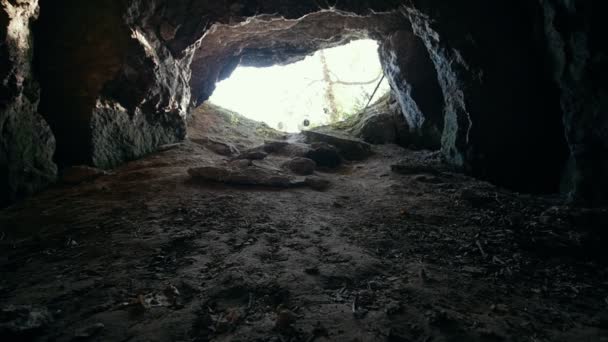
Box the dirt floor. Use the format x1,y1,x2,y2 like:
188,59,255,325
1,105,607,342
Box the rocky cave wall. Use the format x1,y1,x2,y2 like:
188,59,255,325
33,0,411,171
1,0,56,207
400,0,606,202
1,0,606,206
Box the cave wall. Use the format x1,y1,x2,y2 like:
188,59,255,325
0,0,56,207
379,30,445,149
402,0,571,194
1,0,606,206
35,0,189,169
541,0,608,205
32,0,406,170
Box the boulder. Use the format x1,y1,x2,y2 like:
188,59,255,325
302,131,372,161
305,143,342,168
283,158,316,176
235,150,268,161
262,140,290,153
350,111,397,145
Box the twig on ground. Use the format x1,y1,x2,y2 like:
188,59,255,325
476,240,487,258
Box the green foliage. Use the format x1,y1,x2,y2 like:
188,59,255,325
328,88,372,124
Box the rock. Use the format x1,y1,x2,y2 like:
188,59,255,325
235,150,268,161
0,305,52,338
305,143,342,168
261,140,312,158
90,98,187,169
283,157,316,175
1,1,57,207
202,138,241,156
311,93,414,147
281,142,314,158
192,137,240,156
262,140,289,153
350,110,397,145
305,177,331,191
303,130,372,161
229,159,253,168
379,30,444,149
61,166,107,185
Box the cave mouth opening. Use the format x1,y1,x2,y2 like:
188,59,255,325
208,39,390,133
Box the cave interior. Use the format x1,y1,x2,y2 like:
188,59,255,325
1,1,607,341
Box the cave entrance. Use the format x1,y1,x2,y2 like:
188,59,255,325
209,39,390,133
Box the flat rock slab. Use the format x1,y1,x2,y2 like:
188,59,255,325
302,131,372,161
261,140,312,158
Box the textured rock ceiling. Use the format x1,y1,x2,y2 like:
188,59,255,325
189,10,406,104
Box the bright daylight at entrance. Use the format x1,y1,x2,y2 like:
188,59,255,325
209,39,390,132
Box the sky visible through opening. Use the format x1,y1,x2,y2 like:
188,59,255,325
209,39,390,133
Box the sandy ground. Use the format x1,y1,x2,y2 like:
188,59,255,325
1,105,607,342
